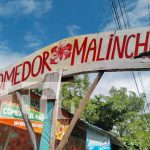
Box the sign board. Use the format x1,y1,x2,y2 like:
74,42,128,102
0,102,69,139
86,129,111,150
0,27,149,95
0,102,44,133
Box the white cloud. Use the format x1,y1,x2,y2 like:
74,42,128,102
102,0,149,31
66,25,80,36
97,0,150,103
90,71,150,105
102,23,116,32
24,22,47,50
34,22,46,34
0,41,25,69
127,0,149,27
91,72,142,95
24,32,41,49
0,0,52,17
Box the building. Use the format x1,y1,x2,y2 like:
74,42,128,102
0,91,126,150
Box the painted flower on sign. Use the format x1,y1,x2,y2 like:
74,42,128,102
50,43,72,64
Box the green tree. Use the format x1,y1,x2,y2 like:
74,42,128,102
119,113,150,150
61,75,149,149
82,87,144,131
61,74,90,112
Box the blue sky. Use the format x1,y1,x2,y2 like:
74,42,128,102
0,0,113,57
0,0,149,66
0,0,150,103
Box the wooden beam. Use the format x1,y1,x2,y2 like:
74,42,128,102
16,91,39,150
3,127,13,150
49,71,62,150
0,27,149,97
56,72,104,150
39,71,62,150
39,101,54,150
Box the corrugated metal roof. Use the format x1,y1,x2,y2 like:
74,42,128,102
60,106,127,149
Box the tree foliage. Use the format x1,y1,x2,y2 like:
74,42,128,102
61,74,90,112
61,75,150,149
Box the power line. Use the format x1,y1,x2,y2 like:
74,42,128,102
122,0,130,27
109,0,122,29
118,0,127,28
129,71,139,93
109,0,119,30
109,0,142,98
131,71,141,97
112,0,122,29
138,71,145,94
118,0,143,98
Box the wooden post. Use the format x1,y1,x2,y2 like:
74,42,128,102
3,127,13,150
16,91,39,150
39,71,62,150
56,72,104,150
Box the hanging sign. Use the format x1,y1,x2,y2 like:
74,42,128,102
0,102,44,133
86,129,111,150
0,27,149,96
0,102,69,138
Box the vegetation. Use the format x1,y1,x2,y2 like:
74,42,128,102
61,74,150,150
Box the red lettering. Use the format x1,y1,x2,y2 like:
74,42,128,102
13,64,22,85
111,35,127,59
96,38,104,61
85,39,97,62
22,61,31,81
41,51,51,74
134,32,150,56
106,34,114,60
125,34,135,58
0,74,3,89
71,37,88,65
31,55,42,77
3,68,15,89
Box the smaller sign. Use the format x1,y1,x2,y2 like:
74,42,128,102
56,119,70,140
0,103,44,122
0,101,69,139
0,117,43,133
86,129,111,150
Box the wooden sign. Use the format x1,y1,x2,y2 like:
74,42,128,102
0,27,149,96
0,101,69,139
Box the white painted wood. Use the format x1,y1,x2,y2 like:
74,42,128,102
16,91,38,150
0,27,149,96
